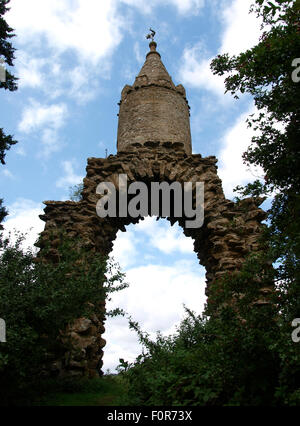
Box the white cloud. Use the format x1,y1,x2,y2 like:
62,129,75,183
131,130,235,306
16,52,46,88
104,217,205,372
170,0,205,14
120,0,205,15
178,0,262,97
6,0,204,105
102,316,142,373
7,1,122,102
111,218,195,270
18,101,67,133
56,160,83,189
134,42,143,65
8,0,124,65
179,44,228,97
67,65,103,104
136,216,194,254
103,261,206,372
220,0,262,56
111,228,140,269
2,198,45,251
16,50,103,104
218,107,263,199
15,145,26,156
40,128,63,157
1,169,14,179
18,100,68,157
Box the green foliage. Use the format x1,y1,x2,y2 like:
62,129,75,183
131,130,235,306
0,0,18,230
69,183,84,202
0,0,18,167
33,375,127,406
0,231,128,406
0,197,8,227
117,254,300,406
0,0,18,91
0,128,17,165
211,0,300,192
214,0,300,324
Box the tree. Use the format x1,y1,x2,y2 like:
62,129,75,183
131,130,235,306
69,183,84,201
0,128,17,166
117,251,299,406
0,0,17,91
0,232,128,405
0,0,18,166
210,0,300,199
210,0,300,315
0,0,18,231
0,198,8,230
211,0,300,191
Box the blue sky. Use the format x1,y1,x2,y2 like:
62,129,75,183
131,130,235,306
1,0,267,372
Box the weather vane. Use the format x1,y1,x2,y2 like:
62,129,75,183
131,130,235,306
146,28,156,42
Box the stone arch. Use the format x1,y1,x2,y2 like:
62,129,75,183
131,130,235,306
38,142,267,377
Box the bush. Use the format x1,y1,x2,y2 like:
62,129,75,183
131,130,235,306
0,231,127,406
117,254,300,406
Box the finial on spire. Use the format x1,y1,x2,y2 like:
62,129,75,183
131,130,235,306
146,28,156,42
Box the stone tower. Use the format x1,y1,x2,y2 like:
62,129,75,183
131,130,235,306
117,41,192,154
38,39,270,378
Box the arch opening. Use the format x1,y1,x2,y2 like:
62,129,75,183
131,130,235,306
102,216,207,373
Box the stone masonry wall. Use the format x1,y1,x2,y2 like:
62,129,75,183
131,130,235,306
117,86,192,154
37,142,270,378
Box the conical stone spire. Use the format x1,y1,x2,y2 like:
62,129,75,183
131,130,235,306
117,41,192,154
134,41,175,89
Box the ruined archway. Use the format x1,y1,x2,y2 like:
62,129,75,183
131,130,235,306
38,141,267,376
36,40,268,377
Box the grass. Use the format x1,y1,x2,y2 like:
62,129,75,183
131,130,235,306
34,374,128,406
